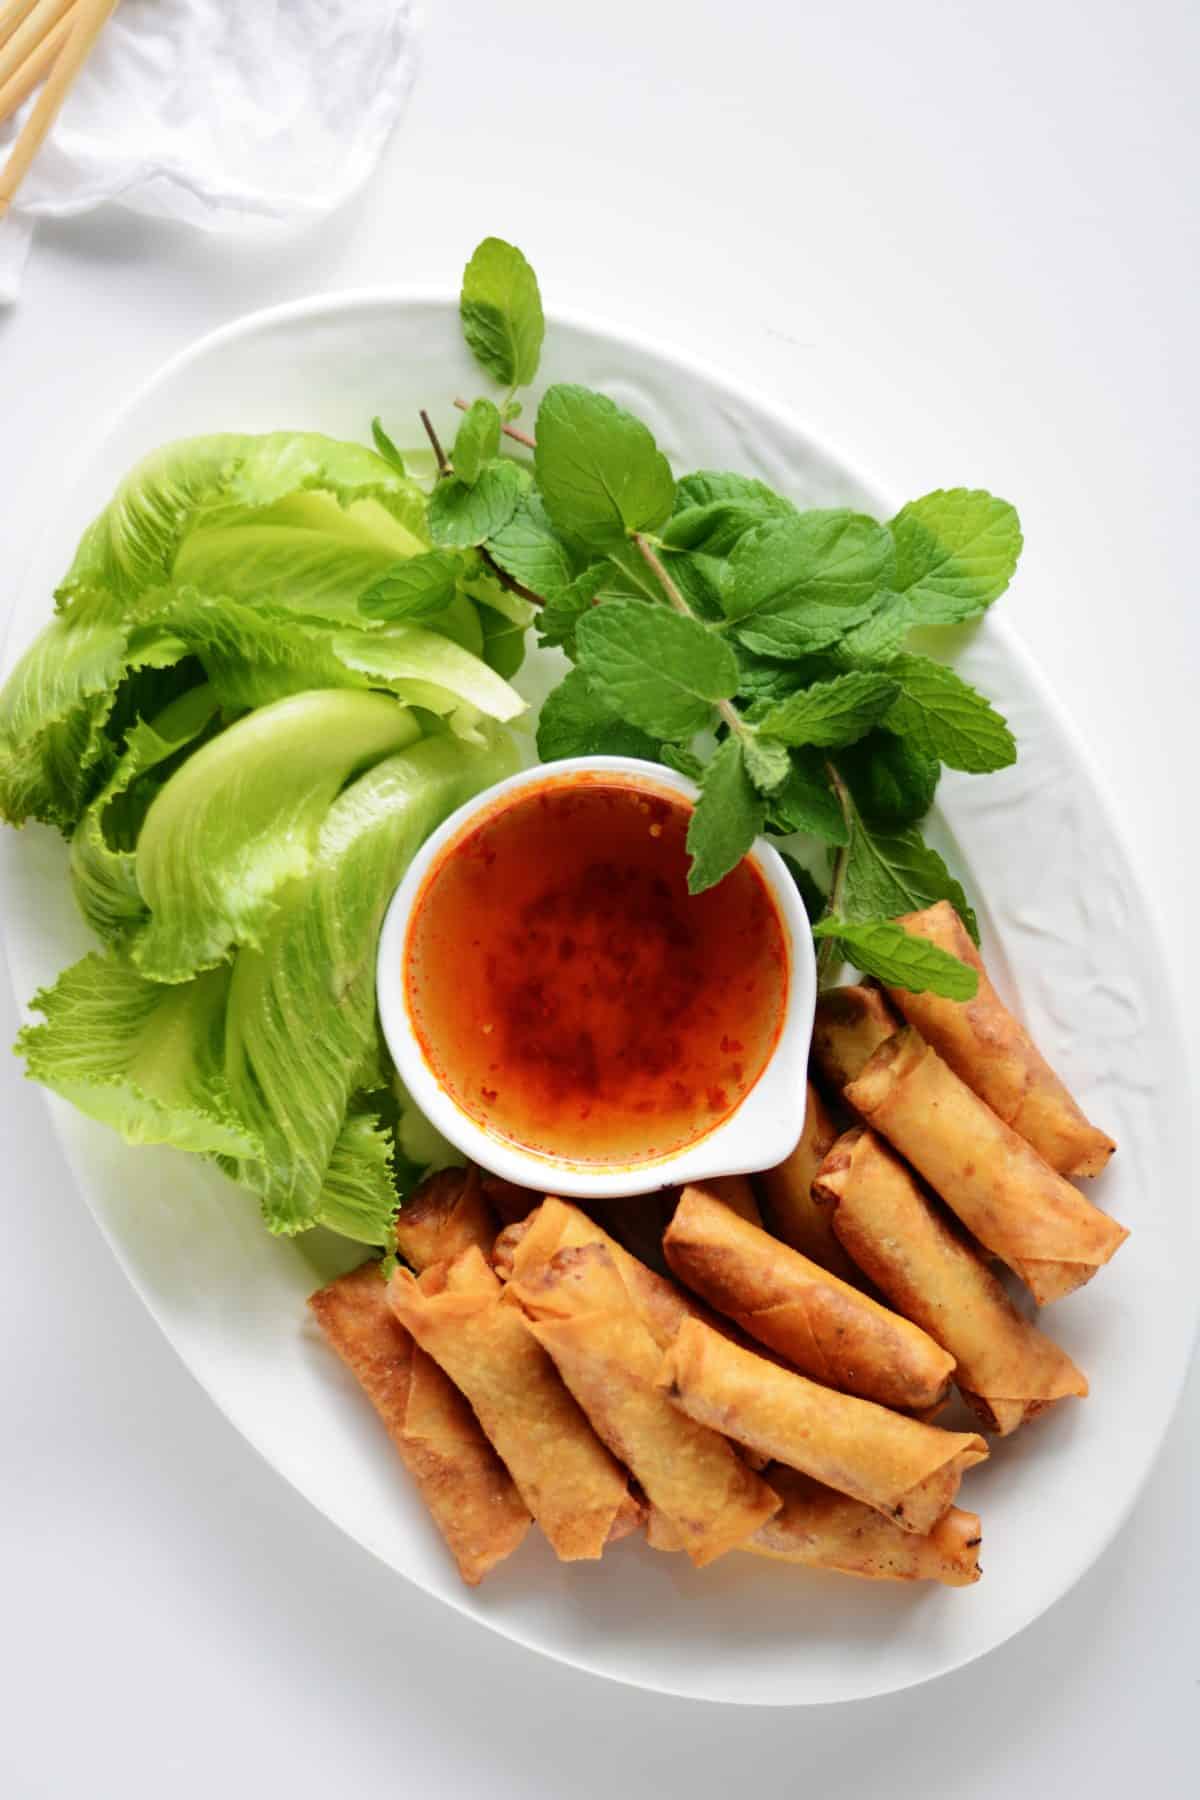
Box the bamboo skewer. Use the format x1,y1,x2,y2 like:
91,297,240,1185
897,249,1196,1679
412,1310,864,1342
0,0,112,219
0,0,73,89
0,2,72,124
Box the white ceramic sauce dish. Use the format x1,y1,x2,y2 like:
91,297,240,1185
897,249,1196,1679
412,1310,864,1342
377,755,816,1197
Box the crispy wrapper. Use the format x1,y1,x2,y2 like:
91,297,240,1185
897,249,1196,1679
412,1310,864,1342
387,1246,640,1559
695,1174,763,1228
846,1028,1129,1305
812,986,901,1091
309,1263,531,1585
890,902,1115,1177
745,1465,982,1586
656,1317,987,1534
494,1196,707,1349
511,1244,780,1566
814,1129,1088,1433
663,1186,955,1412
759,1081,862,1283
394,1166,498,1272
479,1172,544,1226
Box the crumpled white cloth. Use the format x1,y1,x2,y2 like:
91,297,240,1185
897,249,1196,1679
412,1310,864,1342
0,0,421,301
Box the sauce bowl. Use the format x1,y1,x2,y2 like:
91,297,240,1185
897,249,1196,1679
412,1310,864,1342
377,755,817,1198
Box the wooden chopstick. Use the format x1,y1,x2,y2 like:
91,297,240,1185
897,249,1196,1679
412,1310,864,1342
0,2,73,124
0,0,112,217
0,0,74,89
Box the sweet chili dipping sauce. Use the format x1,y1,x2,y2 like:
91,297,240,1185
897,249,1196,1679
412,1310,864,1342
404,774,788,1165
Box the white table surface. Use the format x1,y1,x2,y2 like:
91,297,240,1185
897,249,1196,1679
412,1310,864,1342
1,2,1197,1793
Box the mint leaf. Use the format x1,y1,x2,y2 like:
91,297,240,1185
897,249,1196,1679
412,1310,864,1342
779,852,826,921
370,417,406,476
534,385,674,550
537,565,607,655
891,489,1022,625
686,738,764,894
536,667,661,762
664,551,728,619
674,471,796,516
575,598,738,740
765,747,848,844
812,916,978,999
460,237,544,389
487,493,576,596
358,549,464,622
427,461,522,549
836,729,939,827
885,654,1016,772
757,671,899,748
841,812,979,942
660,744,704,782
833,593,914,668
663,499,782,558
480,608,527,681
742,732,792,795
725,512,894,657
452,399,502,487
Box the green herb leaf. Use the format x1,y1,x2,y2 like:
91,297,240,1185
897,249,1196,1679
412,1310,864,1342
452,399,502,487
765,748,849,844
757,671,899,748
835,730,940,827
660,743,705,782
536,565,607,655
460,237,544,389
779,853,826,921
742,732,792,795
575,598,738,740
358,549,464,622
370,417,407,477
812,916,979,999
674,471,796,516
534,384,674,550
686,738,764,894
536,666,662,762
833,593,914,668
725,512,894,657
841,812,978,942
891,489,1022,625
479,607,527,681
663,499,782,558
427,461,522,549
885,654,1016,772
487,492,576,596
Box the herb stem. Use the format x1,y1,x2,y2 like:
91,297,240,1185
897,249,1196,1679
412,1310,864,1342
419,409,452,479
817,759,853,982
479,546,544,608
632,532,746,739
453,395,537,450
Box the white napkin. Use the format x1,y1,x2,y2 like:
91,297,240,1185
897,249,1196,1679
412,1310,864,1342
0,0,421,301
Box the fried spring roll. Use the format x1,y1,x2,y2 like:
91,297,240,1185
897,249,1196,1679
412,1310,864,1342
663,1186,955,1412
745,1465,982,1586
656,1318,987,1534
494,1196,706,1348
479,1172,543,1226
813,1129,1088,1433
846,1028,1129,1305
812,985,901,1091
511,1243,780,1565
394,1166,498,1271
890,902,1115,1177
388,1246,639,1559
759,1080,865,1283
309,1264,531,1585
695,1174,763,1228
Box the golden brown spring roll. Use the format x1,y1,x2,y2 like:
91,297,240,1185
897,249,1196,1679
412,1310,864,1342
309,1263,531,1585
663,1186,955,1412
745,1465,981,1586
890,902,1115,1177
759,1080,866,1283
511,1243,780,1566
388,1246,639,1559
657,1317,987,1534
811,985,901,1091
479,1172,543,1226
695,1174,763,1228
846,1028,1129,1305
813,1129,1088,1433
494,1196,707,1349
394,1165,498,1272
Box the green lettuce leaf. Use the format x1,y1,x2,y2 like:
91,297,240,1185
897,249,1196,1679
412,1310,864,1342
314,1102,402,1247
224,728,519,1234
132,691,421,983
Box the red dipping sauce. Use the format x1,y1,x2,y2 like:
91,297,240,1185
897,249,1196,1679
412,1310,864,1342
403,773,788,1167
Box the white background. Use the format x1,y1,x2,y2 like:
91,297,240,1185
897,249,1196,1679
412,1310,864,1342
1,2,1197,1794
